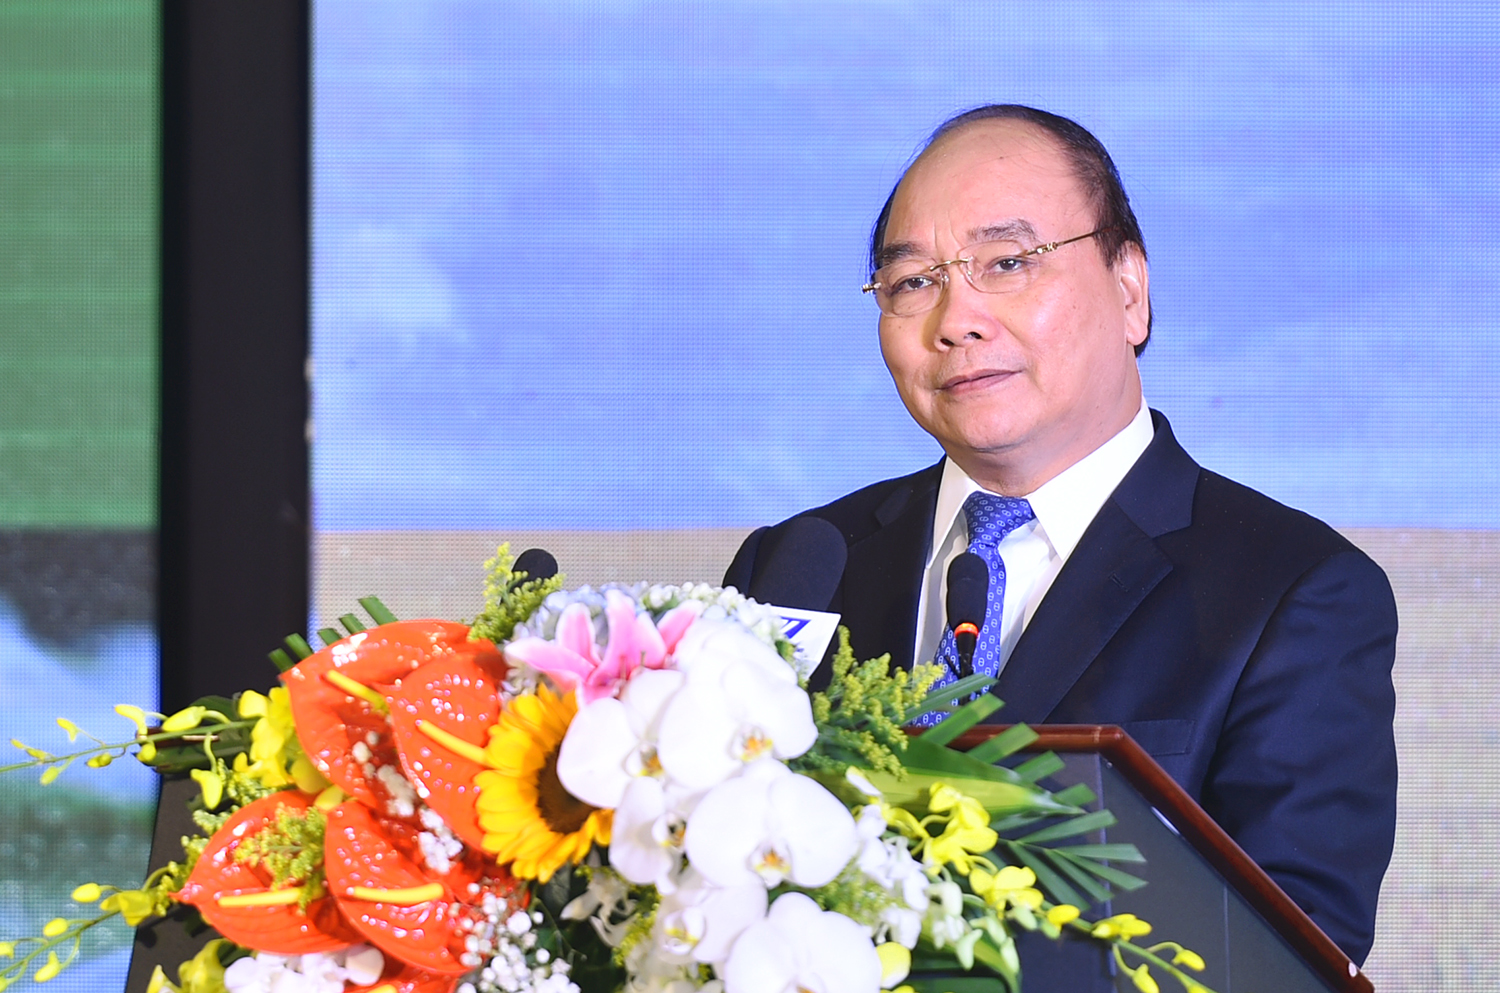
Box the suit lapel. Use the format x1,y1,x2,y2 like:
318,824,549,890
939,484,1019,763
837,465,941,671
993,413,1200,722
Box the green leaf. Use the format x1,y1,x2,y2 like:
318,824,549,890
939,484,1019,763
1054,851,1149,891
1035,847,1112,904
906,674,998,721
860,768,1069,818
283,634,314,661
1000,839,1086,909
963,723,1039,765
359,596,398,626
913,693,1003,746
1011,752,1064,784
1050,782,1097,807
1015,809,1117,844
316,628,343,648
268,648,296,673
338,613,366,635
1052,843,1145,862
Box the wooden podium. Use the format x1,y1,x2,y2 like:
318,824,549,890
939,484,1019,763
125,726,1373,993
954,725,1373,993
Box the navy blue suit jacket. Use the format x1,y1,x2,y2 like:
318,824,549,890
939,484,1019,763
724,412,1396,965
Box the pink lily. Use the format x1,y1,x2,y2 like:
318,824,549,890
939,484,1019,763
505,590,703,703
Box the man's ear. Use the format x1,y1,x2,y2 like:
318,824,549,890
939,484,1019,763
1116,244,1150,349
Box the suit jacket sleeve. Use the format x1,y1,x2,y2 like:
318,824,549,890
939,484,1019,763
1200,547,1397,964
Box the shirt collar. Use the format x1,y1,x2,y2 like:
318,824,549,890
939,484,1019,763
928,399,1155,566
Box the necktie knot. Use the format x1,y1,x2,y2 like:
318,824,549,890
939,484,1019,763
962,491,1035,550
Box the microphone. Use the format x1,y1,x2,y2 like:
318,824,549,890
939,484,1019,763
510,548,559,586
945,552,989,680
746,516,848,611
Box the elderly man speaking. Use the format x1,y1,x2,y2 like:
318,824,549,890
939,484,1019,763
725,105,1396,969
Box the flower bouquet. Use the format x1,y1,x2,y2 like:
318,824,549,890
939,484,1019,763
2,547,1214,993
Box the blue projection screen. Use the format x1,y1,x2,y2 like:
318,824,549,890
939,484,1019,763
312,3,1500,989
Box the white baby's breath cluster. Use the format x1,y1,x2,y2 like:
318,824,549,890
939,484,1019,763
459,909,579,993
222,945,383,993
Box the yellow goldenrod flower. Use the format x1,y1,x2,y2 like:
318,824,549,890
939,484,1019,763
34,950,62,982
71,883,103,903
55,718,81,742
41,918,68,938
876,942,911,987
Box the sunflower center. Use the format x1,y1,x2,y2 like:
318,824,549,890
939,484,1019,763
536,744,597,836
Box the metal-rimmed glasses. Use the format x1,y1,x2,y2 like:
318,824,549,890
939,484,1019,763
861,227,1113,317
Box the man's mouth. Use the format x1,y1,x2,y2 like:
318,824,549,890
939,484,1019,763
938,369,1015,394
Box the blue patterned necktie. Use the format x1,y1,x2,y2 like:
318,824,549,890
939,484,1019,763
913,491,1036,726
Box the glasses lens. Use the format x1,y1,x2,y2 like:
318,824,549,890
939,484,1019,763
873,264,943,316
965,242,1032,293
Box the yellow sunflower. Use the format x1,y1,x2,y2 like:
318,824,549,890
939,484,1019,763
474,685,611,882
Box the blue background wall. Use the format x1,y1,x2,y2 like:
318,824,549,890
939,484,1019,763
313,2,1499,531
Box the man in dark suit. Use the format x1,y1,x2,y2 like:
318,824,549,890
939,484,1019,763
724,105,1396,967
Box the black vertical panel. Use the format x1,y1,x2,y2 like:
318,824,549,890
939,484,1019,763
157,0,309,710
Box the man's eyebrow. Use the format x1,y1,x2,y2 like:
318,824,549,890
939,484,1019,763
874,241,927,268
967,219,1038,244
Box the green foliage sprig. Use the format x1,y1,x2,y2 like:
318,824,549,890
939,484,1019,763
233,804,329,910
791,628,943,777
469,543,566,645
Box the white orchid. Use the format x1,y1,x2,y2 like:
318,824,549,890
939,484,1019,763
685,760,857,889
722,892,882,993
557,667,685,809
656,619,816,791
852,804,928,947
648,868,768,969
608,775,701,892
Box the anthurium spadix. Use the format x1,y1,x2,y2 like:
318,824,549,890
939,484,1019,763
723,892,882,993
686,760,857,889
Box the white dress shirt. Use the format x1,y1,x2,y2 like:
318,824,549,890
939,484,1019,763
912,400,1156,672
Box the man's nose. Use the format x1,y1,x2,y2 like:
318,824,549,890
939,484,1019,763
931,268,996,348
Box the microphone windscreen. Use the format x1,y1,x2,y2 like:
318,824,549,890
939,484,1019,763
945,552,990,630
747,516,848,611
511,548,560,584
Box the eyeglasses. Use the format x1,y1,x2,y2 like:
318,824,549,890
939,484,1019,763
861,227,1113,317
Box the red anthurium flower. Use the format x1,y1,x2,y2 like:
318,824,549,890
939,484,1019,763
325,800,521,976
283,620,500,814
174,792,362,954
385,652,508,850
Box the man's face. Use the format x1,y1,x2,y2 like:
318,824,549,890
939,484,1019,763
876,120,1150,493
